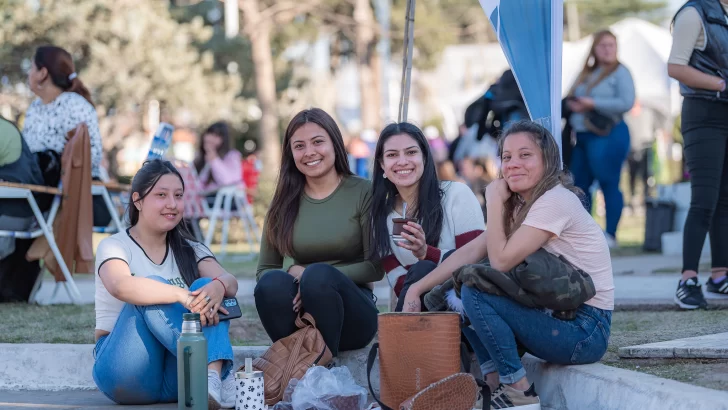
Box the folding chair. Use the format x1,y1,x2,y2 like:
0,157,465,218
91,183,126,234
175,161,260,260
0,182,82,304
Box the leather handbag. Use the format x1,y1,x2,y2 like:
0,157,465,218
245,312,332,405
366,312,476,409
584,110,616,136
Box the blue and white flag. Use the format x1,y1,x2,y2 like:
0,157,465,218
479,0,564,164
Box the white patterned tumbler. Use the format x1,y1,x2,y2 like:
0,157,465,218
236,358,265,410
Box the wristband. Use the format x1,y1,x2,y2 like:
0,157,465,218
213,276,227,295
719,79,726,92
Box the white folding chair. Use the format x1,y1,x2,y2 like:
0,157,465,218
0,182,82,304
91,184,126,234
175,161,259,260
203,185,261,259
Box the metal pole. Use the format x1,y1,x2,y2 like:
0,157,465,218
375,0,391,124
398,0,415,122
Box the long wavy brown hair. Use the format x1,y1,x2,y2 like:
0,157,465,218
497,120,583,236
568,30,621,96
264,108,353,255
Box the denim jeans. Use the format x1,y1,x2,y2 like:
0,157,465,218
462,286,612,384
570,121,631,236
92,275,234,405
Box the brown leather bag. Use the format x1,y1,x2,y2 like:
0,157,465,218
367,312,470,409
246,312,332,405
399,373,479,410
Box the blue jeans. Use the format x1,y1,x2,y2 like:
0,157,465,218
461,286,612,384
570,121,631,236
92,276,234,405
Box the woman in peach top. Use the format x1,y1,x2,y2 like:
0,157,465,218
402,120,614,409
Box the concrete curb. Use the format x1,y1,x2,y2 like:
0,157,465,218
3,344,728,409
0,344,379,396
523,354,728,410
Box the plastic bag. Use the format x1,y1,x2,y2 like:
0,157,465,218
291,366,368,410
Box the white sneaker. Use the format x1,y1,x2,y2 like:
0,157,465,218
208,369,224,410
221,368,237,409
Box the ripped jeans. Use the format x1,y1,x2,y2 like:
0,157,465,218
92,276,234,404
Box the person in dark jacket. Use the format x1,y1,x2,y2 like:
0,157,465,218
0,116,47,302
668,0,728,309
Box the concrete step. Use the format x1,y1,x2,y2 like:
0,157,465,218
619,332,728,359
3,344,728,410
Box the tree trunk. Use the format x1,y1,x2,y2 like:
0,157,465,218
240,0,281,183
354,0,380,130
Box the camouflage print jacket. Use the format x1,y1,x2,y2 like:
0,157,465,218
425,248,596,319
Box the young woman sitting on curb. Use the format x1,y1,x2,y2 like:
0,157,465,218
93,159,239,409
368,122,485,312
402,120,614,409
254,108,383,357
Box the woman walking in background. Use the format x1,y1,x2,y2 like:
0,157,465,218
566,30,636,249
668,0,728,309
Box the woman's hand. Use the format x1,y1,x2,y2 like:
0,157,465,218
401,285,423,313
577,97,595,111
485,179,511,205
398,222,427,260
188,280,228,322
288,265,305,281
293,287,302,312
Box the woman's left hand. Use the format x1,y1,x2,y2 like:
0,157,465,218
398,222,427,260
577,97,595,111
485,178,511,205
401,286,423,313
189,280,228,322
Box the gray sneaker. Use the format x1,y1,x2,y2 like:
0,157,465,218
221,368,236,409
208,369,224,410
490,383,540,409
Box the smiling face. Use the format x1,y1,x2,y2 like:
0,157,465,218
290,122,337,180
381,133,425,189
132,174,184,232
500,132,545,200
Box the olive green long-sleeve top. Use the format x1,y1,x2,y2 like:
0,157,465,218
256,176,383,284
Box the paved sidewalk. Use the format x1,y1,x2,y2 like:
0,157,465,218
0,390,174,409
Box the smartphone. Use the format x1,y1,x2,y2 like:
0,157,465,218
218,297,243,321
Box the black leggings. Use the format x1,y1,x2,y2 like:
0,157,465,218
254,264,378,357
395,250,456,312
681,98,728,272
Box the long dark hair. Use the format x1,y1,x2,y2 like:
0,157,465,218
369,122,444,261
128,159,204,287
264,108,353,255
34,45,94,107
497,120,582,236
194,121,232,183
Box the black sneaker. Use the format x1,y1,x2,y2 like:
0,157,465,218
674,277,708,309
706,276,728,296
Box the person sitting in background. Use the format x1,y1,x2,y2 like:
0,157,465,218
92,159,239,408
22,45,110,227
368,122,486,312
193,121,243,198
0,116,48,302
402,121,614,408
242,148,262,204
254,108,383,358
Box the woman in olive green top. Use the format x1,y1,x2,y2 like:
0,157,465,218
254,108,383,356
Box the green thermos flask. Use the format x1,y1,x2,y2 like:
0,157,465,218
177,313,208,410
